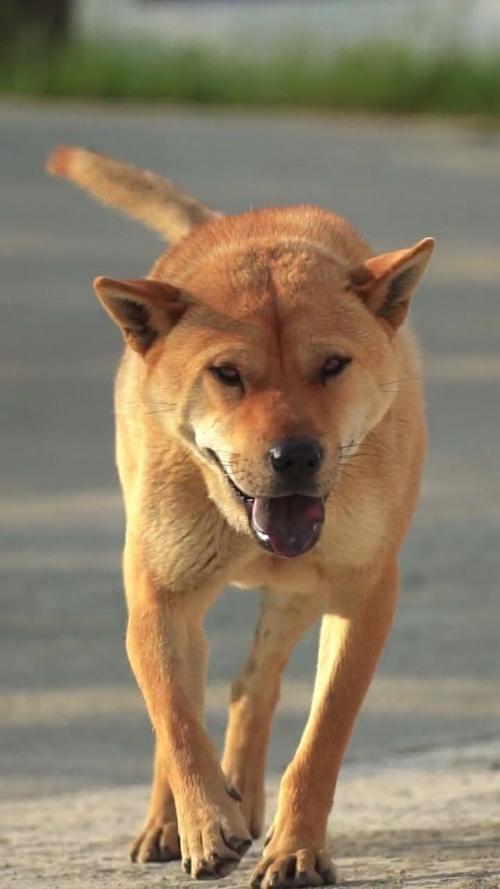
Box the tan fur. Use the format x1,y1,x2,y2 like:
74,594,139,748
48,146,434,888
46,145,219,242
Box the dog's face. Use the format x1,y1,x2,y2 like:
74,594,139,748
95,212,433,558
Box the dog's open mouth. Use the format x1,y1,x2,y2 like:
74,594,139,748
249,495,325,558
208,451,325,558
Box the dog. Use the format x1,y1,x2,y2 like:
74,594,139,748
47,145,433,888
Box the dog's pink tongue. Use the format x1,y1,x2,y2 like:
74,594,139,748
251,495,325,558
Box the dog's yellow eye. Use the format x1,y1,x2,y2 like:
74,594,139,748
210,364,243,388
321,355,351,383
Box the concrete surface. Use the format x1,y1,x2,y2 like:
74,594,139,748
1,104,499,886
2,742,500,888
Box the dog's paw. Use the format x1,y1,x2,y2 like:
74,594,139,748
250,847,336,888
178,799,252,879
130,819,180,863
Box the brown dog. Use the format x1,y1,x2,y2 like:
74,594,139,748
47,145,434,888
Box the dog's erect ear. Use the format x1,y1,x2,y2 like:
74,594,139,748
349,237,435,329
93,277,185,354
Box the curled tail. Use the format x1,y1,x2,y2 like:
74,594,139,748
46,145,220,244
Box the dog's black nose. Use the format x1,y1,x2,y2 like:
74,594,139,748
269,438,323,483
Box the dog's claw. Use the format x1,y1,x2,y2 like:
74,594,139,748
226,781,243,802
264,826,274,847
226,834,252,855
194,863,216,879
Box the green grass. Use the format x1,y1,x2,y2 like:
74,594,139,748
1,39,500,116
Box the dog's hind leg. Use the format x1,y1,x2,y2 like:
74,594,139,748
130,742,179,862
221,588,322,840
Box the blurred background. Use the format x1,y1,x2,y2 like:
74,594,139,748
1,1,500,885
2,0,500,112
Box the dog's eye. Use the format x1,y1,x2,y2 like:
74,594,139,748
210,364,243,387
321,355,351,383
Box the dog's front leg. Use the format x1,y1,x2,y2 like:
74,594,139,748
125,539,251,880
130,621,207,864
251,562,398,888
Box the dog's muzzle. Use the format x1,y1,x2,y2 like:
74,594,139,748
207,450,325,558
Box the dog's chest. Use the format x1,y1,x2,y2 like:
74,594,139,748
231,550,325,595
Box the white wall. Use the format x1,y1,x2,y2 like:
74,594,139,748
75,0,500,54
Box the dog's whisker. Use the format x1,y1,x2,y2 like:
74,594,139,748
379,376,420,386
142,402,176,409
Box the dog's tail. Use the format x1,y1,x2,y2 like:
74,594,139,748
46,145,220,244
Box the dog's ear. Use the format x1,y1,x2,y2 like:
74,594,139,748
93,277,185,354
349,237,435,330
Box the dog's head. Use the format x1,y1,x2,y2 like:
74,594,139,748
94,208,433,558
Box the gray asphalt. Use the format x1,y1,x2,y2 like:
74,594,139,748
1,103,499,803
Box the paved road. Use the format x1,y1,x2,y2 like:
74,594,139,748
1,104,499,818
